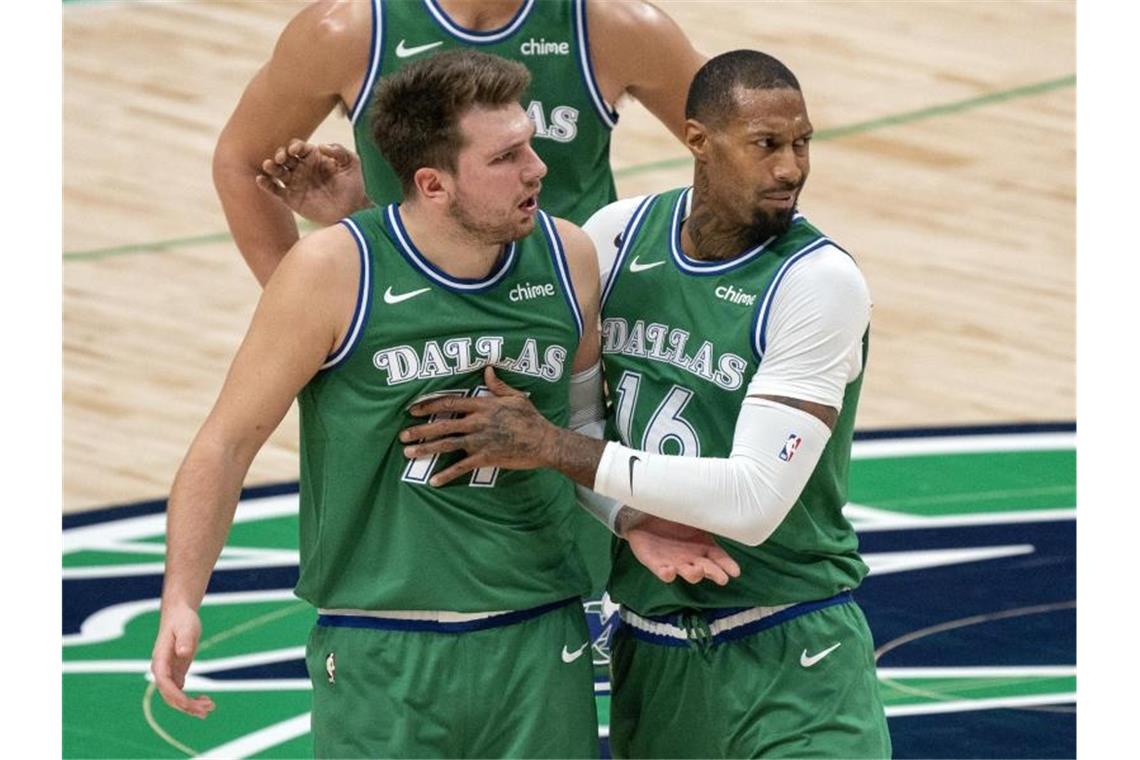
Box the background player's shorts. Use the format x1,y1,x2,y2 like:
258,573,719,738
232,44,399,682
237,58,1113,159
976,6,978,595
306,599,599,758
609,596,891,759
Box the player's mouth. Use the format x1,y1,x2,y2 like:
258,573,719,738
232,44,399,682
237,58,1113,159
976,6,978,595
518,194,539,214
759,190,798,209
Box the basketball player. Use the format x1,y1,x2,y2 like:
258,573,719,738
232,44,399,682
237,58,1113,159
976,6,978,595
399,50,893,758
151,51,735,758
216,0,705,286
215,0,704,594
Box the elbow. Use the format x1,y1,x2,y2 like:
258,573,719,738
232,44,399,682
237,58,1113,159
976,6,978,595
733,519,779,548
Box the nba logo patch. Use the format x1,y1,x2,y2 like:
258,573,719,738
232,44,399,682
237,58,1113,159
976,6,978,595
779,433,802,462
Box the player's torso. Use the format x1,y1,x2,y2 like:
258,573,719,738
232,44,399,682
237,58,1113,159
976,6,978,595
601,187,868,615
295,205,591,612
350,0,616,225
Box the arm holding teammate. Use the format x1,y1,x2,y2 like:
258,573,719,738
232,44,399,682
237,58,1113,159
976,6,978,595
400,203,870,548
554,216,740,585
212,1,371,285
150,226,360,717
254,0,706,227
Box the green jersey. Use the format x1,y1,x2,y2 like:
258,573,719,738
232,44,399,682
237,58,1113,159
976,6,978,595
601,187,869,616
294,206,593,612
349,0,618,225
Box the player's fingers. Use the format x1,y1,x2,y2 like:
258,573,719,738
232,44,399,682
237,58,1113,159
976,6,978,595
677,562,705,584
319,142,355,167
401,414,483,445
652,564,678,583
287,138,311,160
706,546,741,578
696,557,730,586
255,174,285,198
273,146,290,167
427,456,482,487
484,366,527,397
409,395,483,417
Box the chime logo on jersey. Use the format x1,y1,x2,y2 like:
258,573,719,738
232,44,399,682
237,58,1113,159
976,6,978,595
520,37,569,56
779,433,802,461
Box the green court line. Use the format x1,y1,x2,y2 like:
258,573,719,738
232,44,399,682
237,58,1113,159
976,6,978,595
63,74,1074,262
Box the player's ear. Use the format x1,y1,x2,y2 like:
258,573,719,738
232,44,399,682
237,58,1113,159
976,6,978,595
412,167,452,204
684,119,709,162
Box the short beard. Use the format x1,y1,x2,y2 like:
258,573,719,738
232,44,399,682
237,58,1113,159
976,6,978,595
447,192,532,247
749,204,796,242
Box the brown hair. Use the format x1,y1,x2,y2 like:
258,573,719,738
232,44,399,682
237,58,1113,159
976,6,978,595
370,49,531,196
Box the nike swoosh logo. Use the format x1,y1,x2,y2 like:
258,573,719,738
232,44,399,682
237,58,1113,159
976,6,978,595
800,642,842,667
561,642,590,664
396,39,444,58
628,455,640,493
629,256,665,273
383,286,431,305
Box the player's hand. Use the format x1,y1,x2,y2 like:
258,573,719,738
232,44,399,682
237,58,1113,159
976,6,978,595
400,367,555,485
150,603,215,719
255,139,369,225
626,513,741,586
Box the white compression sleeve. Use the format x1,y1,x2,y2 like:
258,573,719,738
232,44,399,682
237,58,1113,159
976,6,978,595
567,362,625,532
592,398,832,545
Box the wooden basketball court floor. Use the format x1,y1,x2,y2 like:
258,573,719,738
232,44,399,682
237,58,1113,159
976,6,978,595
63,0,1075,514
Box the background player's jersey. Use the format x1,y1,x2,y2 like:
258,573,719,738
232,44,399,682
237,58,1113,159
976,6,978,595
601,187,869,616
349,0,617,225
294,206,592,612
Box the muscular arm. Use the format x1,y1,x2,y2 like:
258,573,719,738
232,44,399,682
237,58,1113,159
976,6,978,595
213,0,370,286
587,0,706,141
152,225,360,716
402,246,869,547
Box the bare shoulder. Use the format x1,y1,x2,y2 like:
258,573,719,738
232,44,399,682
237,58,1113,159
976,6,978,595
586,0,679,39
552,217,598,269
271,0,372,92
273,222,361,297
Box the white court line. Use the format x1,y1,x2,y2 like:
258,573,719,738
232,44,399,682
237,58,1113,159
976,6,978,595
885,692,1074,717
852,432,1074,459
196,712,312,759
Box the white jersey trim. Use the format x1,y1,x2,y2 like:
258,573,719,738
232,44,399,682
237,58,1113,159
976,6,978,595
423,0,535,43
349,0,384,125
539,211,584,337
573,0,618,129
322,219,373,370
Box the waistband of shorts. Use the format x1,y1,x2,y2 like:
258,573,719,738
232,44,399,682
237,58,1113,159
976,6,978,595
316,596,578,634
619,591,854,647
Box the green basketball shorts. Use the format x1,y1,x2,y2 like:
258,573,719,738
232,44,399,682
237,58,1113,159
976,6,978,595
306,597,599,758
609,592,891,759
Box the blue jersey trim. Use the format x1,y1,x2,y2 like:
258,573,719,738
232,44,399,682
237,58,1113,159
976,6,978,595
539,211,584,338
349,0,385,125
572,0,618,129
750,238,836,361
422,0,534,43
599,194,657,309
624,592,854,648
321,220,373,370
317,596,576,633
385,204,518,293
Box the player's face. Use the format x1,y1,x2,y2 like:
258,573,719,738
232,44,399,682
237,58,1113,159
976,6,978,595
448,103,547,245
705,87,812,239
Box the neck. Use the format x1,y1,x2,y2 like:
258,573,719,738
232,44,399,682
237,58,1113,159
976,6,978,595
435,0,525,30
680,168,768,262
399,200,506,280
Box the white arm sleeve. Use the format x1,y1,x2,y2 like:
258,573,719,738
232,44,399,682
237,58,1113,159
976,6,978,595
592,400,830,546
747,246,871,407
583,196,648,288
567,362,626,533
591,244,872,545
